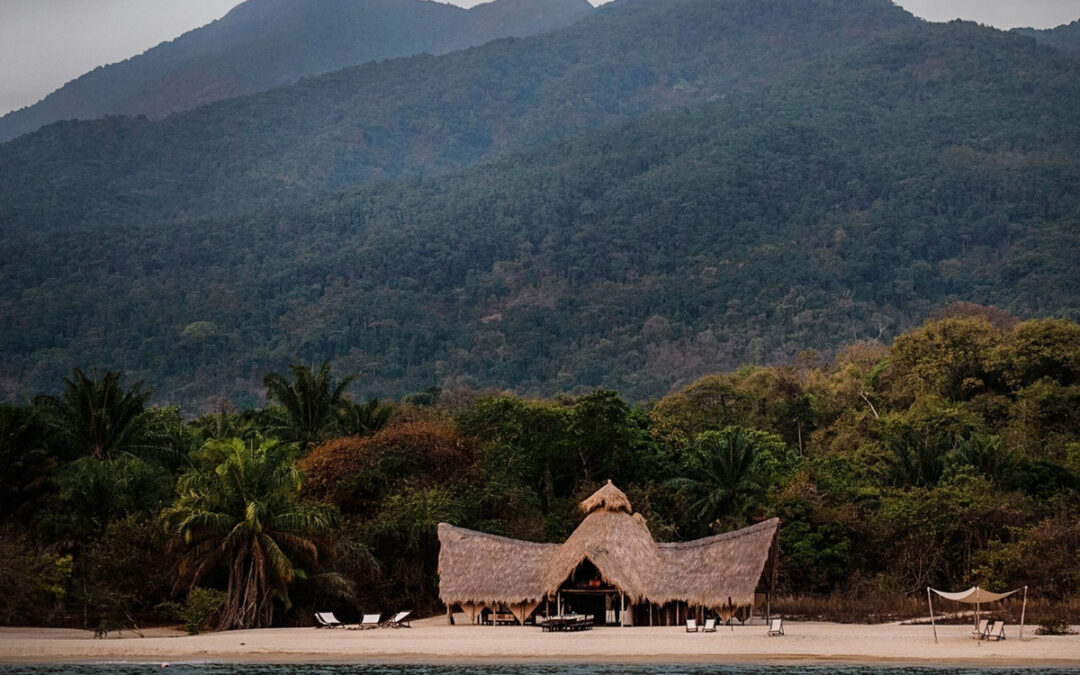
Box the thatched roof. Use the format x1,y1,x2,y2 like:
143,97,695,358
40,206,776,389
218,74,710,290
437,524,557,605
438,482,779,610
579,479,632,514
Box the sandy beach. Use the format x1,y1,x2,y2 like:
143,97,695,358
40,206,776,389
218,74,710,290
1,615,1077,666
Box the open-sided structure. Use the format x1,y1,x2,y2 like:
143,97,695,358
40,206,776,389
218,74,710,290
927,585,1029,642
438,481,780,626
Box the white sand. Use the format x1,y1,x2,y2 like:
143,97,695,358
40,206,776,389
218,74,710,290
1,616,1077,665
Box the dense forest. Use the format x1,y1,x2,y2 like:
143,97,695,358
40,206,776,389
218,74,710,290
1,311,1077,632
0,0,594,143
3,7,1079,410
1015,19,1080,58
0,0,918,225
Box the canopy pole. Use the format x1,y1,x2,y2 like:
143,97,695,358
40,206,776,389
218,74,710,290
1020,586,1028,641
927,587,937,643
976,595,981,648
975,586,981,646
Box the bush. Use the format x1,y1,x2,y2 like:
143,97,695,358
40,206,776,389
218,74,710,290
159,587,225,634
1035,617,1078,636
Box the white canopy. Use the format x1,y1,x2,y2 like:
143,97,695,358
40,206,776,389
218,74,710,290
930,586,1020,604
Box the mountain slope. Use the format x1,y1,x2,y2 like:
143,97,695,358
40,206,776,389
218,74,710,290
2,20,1078,408
0,0,593,143
0,0,918,229
1014,19,1080,58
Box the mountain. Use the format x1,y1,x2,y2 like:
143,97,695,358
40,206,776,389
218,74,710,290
0,0,593,143
0,0,918,230
2,9,1078,409
1014,19,1080,58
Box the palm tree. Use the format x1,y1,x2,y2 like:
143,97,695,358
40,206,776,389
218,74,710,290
335,398,392,437
34,368,152,461
163,438,338,630
667,427,763,531
263,362,355,448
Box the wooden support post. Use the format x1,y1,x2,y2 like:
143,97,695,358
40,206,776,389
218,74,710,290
927,587,937,644
446,604,452,625
1020,586,1028,641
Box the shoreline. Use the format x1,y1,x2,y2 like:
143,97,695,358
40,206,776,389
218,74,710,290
2,618,1078,667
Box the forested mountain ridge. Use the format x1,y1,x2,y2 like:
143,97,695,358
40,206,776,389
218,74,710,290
1014,19,1080,58
0,0,594,143
3,17,1078,410
0,0,919,228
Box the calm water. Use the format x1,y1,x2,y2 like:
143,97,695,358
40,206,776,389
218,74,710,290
2,666,1079,675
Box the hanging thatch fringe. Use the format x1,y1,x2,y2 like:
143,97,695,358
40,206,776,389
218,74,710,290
438,482,779,615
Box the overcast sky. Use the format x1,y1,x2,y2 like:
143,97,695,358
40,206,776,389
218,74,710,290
1,0,1078,117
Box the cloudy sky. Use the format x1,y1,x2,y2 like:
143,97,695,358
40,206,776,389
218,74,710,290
0,0,1078,117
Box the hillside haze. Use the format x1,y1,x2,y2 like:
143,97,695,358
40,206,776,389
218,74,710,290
1014,19,1080,57
0,0,918,228
2,0,1079,409
0,0,593,143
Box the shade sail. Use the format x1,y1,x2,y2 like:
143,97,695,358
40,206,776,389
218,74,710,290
930,586,1019,603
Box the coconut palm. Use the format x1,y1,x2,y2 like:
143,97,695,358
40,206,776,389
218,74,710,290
667,427,764,531
34,368,152,461
163,437,338,630
263,362,355,448
335,398,392,438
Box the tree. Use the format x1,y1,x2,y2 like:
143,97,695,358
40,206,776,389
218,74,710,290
34,369,153,461
263,362,356,448
0,404,54,525
335,398,393,438
667,426,772,533
163,438,338,630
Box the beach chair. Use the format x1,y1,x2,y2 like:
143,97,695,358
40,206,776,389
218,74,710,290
358,613,382,629
767,618,784,636
702,618,717,632
314,612,343,628
972,618,989,639
986,621,1006,641
686,619,698,632
382,610,412,628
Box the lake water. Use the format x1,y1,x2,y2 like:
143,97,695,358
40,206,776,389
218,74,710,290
3,665,1079,675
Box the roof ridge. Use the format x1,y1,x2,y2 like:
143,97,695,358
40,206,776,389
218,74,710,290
657,517,780,550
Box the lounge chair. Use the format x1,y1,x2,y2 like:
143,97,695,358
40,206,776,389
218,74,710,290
314,612,343,628
972,618,989,639
767,618,784,636
703,618,717,632
986,621,1006,641
358,613,382,629
686,618,698,632
382,610,412,628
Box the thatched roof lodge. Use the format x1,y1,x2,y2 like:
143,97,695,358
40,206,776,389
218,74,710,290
438,481,780,626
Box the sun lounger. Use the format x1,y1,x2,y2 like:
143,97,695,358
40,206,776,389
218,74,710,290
382,610,412,628
686,619,698,632
986,621,1006,641
972,618,989,639
767,618,784,636
314,612,343,628
703,618,717,632
357,613,382,629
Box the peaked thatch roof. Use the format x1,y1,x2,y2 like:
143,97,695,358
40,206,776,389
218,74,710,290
579,479,632,514
438,482,779,610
